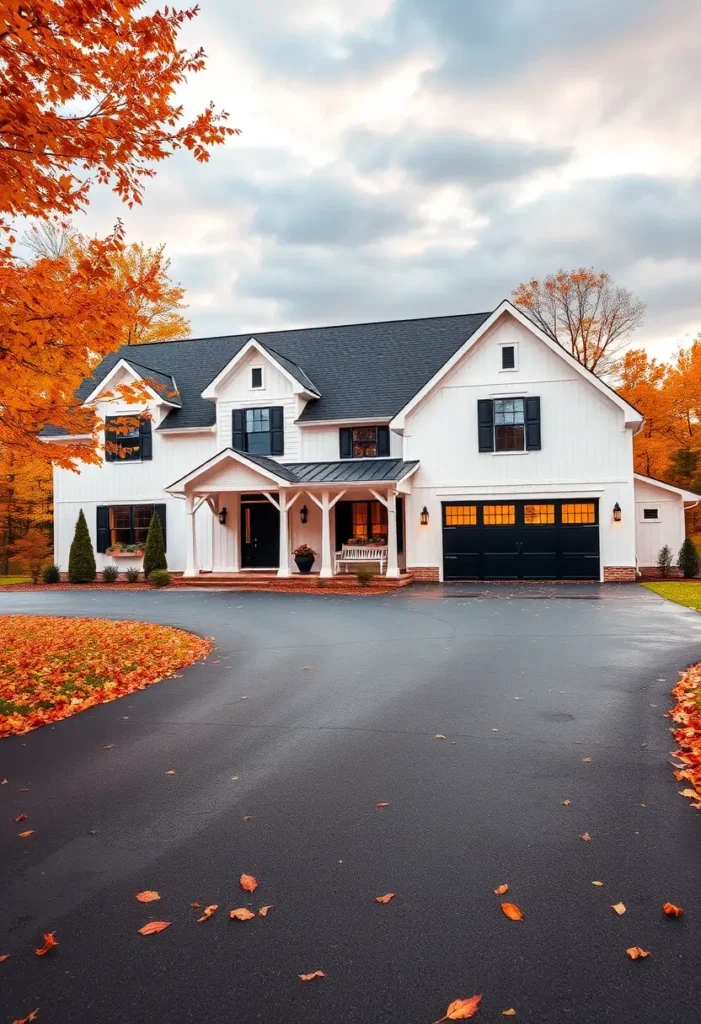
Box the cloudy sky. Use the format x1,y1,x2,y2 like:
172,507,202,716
83,0,701,356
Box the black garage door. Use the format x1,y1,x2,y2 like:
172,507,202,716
442,500,600,581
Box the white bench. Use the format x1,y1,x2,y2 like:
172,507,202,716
334,544,387,575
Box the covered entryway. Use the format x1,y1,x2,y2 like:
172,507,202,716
241,495,280,569
442,500,600,580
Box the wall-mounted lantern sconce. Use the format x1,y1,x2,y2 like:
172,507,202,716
218,507,228,525
612,502,622,522
420,506,429,525
300,504,308,524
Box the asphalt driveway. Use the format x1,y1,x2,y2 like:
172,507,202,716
1,584,700,1024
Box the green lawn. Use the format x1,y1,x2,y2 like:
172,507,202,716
643,581,701,612
0,576,30,586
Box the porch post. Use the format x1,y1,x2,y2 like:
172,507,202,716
184,492,199,578
277,492,290,578
319,490,332,577
386,488,399,578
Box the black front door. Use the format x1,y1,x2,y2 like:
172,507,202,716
241,500,279,568
442,500,600,581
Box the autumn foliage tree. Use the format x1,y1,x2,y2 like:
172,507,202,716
513,268,645,377
10,528,53,583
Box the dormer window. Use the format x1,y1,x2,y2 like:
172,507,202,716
251,366,263,389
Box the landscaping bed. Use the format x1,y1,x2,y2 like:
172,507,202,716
670,662,701,809
0,616,211,737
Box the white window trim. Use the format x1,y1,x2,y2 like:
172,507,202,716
639,505,661,523
249,366,265,390
499,341,519,373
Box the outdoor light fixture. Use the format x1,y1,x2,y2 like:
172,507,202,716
420,506,429,525
300,504,308,524
612,502,622,522
218,507,228,525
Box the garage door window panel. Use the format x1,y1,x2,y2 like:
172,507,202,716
524,504,555,524
561,503,596,524
445,505,477,526
483,504,516,525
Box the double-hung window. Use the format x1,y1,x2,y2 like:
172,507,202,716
105,415,152,461
478,397,541,453
494,398,525,451
232,407,284,456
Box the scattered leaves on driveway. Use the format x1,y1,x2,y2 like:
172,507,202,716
501,903,523,921
14,813,26,822
662,903,683,917
432,995,482,1021
611,903,626,916
138,922,171,935
494,884,509,895
135,891,160,903
592,881,605,887
239,873,258,893
35,933,58,956
229,908,256,921
0,953,11,962
197,905,218,922
626,947,651,959
18,830,35,838
0,616,211,737
258,905,274,917
376,802,389,808
12,1010,38,1023
580,832,592,842
375,893,395,904
299,971,325,981
669,663,701,806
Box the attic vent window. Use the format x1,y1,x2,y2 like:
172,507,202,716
501,345,516,370
251,367,263,389
643,507,659,520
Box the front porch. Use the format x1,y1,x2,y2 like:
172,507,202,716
166,449,420,579
169,570,414,592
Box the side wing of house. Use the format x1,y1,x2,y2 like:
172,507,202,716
633,475,700,573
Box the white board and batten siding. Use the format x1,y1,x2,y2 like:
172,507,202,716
400,316,637,579
299,424,402,462
633,478,689,568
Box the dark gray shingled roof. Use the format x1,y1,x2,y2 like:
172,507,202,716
125,360,182,407
41,310,492,435
258,343,320,397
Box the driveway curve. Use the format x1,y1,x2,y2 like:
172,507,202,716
1,584,700,1024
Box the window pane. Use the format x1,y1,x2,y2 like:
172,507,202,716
246,408,270,432
106,416,141,460
445,505,477,526
643,508,659,520
247,431,272,455
483,504,516,525
251,367,262,388
133,505,154,543
561,503,596,524
493,398,525,451
524,504,555,524
495,424,525,451
109,506,131,546
493,398,524,425
351,502,369,539
351,426,377,458
370,501,388,539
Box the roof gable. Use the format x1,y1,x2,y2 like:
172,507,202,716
200,338,320,400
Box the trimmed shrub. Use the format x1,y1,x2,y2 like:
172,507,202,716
68,509,96,583
42,564,61,584
678,538,701,579
149,569,171,588
657,545,674,578
102,565,119,583
143,512,167,577
124,566,140,583
355,565,375,587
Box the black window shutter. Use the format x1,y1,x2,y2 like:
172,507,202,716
96,506,110,553
525,397,541,450
477,399,494,452
339,428,352,459
232,409,245,450
105,419,116,462
270,407,284,455
396,497,404,555
154,503,167,551
377,425,390,457
335,501,353,548
139,417,152,460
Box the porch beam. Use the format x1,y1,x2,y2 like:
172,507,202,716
276,490,302,578
369,488,389,508
192,495,207,514
328,489,347,509
263,490,281,511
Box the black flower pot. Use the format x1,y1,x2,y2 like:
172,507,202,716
294,553,315,574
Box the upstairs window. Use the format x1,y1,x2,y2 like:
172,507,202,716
251,367,263,389
494,398,525,451
501,345,516,370
105,415,152,461
477,397,541,453
232,407,284,456
339,425,390,459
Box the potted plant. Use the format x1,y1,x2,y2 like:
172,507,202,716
293,543,316,574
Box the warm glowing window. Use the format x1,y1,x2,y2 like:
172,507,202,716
524,504,555,524
352,502,369,539
444,505,477,526
561,503,596,524
483,504,516,525
109,506,131,546
352,427,378,458
494,398,525,452
350,501,387,541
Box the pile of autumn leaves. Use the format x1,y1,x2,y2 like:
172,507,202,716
0,616,211,738
670,663,701,810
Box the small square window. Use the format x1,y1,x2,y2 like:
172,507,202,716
501,345,516,370
643,507,659,521
251,367,263,389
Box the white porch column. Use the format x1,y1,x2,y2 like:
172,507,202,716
319,491,332,577
386,489,399,578
229,493,240,573
277,493,291,578
183,493,199,578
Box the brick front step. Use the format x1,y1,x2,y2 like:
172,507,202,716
170,573,413,592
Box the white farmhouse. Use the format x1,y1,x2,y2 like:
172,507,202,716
45,300,699,583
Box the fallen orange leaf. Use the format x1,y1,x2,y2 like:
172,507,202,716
580,832,592,842
15,813,27,822
298,971,325,981
592,881,605,887
197,904,218,923
34,933,58,956
135,891,160,903
137,921,171,935
432,995,482,1021
502,1011,517,1017
561,800,571,806
501,902,523,921
679,789,697,799
258,905,274,917
240,873,258,893
12,1010,38,1024
435,734,447,740
611,903,626,915
662,903,683,917
626,946,651,959
582,757,592,763
375,893,395,903
0,954,10,962
190,902,201,909
376,802,389,808
229,908,256,921
494,884,509,895
166,770,176,775
18,830,35,838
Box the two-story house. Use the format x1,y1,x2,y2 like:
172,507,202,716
44,300,699,582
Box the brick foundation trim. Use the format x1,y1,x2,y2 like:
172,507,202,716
637,566,683,581
409,567,440,582
603,566,637,582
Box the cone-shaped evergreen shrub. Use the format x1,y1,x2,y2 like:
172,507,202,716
68,509,96,583
142,511,167,577
678,537,700,579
